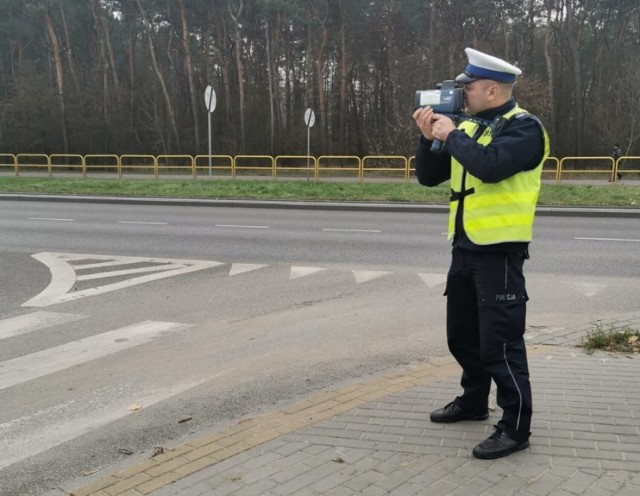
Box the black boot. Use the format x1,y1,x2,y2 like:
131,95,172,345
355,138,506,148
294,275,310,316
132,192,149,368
472,426,529,459
430,400,489,423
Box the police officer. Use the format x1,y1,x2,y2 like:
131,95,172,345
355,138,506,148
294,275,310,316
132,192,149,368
412,48,550,459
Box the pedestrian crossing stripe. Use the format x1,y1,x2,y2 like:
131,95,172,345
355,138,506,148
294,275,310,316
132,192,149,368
0,312,199,470
0,320,191,391
22,253,224,307
0,311,86,340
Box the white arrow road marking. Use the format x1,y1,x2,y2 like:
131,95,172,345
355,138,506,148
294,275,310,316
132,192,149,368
290,266,327,280
229,263,268,276
352,270,392,284
572,282,608,297
22,253,224,307
0,312,86,341
0,320,191,391
418,273,448,288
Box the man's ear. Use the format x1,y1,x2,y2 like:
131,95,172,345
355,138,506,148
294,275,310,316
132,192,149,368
487,83,500,101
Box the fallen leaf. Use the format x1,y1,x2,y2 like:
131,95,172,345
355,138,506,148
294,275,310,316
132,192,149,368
127,403,142,411
118,448,134,455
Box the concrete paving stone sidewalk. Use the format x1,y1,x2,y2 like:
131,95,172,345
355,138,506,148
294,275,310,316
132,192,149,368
59,319,640,496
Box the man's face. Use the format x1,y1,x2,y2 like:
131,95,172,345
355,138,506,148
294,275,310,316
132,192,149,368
463,80,496,115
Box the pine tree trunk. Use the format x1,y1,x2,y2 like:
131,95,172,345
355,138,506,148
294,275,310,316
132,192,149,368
44,0,69,153
178,0,200,152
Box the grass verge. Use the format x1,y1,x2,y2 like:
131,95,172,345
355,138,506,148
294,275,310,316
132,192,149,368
1,177,640,207
582,323,640,354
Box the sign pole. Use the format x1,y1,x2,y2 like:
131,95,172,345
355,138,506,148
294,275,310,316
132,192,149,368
306,126,311,181
304,108,316,181
208,112,212,176
204,86,217,177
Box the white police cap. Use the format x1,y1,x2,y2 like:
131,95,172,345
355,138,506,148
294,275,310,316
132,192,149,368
455,48,522,84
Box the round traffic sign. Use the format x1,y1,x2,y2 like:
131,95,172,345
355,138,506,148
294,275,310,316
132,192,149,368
304,108,316,128
204,86,217,113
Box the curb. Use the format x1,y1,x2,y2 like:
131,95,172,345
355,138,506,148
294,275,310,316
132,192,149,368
2,193,640,218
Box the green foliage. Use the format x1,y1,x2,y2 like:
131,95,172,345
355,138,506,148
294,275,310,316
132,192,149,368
0,0,639,157
582,323,640,354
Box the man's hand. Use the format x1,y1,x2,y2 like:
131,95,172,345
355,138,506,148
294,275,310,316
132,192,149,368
413,106,435,140
413,107,456,142
431,114,456,142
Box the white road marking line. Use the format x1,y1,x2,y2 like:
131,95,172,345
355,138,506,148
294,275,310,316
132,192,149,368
23,253,76,307
23,253,224,307
352,270,392,284
118,221,168,225
418,273,448,288
229,263,268,276
0,321,190,391
72,259,148,270
575,237,640,243
28,217,75,222
0,312,86,341
290,267,327,280
323,228,382,233
76,263,185,281
215,224,269,229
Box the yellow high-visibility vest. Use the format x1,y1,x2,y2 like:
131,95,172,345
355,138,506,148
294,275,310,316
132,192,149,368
448,106,550,245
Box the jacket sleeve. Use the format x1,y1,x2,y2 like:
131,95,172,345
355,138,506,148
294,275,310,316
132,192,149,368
442,116,545,184
414,135,452,186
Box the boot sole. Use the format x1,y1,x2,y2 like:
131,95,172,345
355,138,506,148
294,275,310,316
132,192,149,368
430,413,489,423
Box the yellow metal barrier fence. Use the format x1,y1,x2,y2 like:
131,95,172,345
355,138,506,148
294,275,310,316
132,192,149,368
275,155,317,181
15,154,50,176
558,157,615,183
119,155,157,179
317,156,361,182
84,155,120,177
616,157,640,181
194,155,234,177
543,157,560,183
157,155,196,179
0,154,17,175
361,156,409,183
2,154,635,184
234,155,276,179
50,154,85,177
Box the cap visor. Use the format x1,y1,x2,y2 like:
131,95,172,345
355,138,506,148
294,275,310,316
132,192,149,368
455,72,477,83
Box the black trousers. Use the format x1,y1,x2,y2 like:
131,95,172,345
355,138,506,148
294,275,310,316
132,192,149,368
445,246,532,442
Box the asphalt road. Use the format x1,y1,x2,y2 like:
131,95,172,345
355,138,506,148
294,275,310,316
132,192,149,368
1,199,640,495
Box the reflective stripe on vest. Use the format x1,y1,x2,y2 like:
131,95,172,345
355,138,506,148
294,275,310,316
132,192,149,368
447,105,551,245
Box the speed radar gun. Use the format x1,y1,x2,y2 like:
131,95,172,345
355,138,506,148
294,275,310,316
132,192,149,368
414,80,499,153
